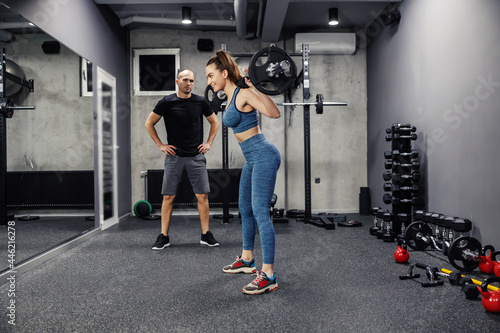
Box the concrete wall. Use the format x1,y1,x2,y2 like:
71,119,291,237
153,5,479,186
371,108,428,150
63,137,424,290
367,0,500,248
5,34,93,172
130,29,367,213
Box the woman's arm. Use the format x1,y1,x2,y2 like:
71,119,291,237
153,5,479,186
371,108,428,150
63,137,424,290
239,77,281,119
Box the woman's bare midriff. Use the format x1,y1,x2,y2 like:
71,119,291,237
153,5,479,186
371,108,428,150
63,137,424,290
234,126,262,143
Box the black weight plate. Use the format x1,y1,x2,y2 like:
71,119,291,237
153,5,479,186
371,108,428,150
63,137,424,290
204,84,227,114
248,46,296,96
404,221,431,251
448,236,482,272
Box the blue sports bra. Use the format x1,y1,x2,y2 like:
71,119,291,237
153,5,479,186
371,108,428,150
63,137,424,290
223,87,259,133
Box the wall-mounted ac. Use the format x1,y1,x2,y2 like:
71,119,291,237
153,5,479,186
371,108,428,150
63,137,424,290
295,33,356,55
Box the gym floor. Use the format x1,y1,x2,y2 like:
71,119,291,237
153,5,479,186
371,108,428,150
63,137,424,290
2,213,499,332
0,216,95,264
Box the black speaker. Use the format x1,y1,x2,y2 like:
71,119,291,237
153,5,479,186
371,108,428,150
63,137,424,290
197,39,214,52
42,41,60,54
380,9,401,27
359,187,371,215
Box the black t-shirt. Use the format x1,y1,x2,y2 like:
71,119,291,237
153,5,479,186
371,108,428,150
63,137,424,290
153,94,213,157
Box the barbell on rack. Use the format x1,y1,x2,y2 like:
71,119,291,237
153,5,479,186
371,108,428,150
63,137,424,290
0,99,35,118
277,94,347,114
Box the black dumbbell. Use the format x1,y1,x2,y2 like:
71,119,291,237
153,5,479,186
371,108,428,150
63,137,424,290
387,125,417,134
385,161,420,170
440,215,455,241
436,270,468,286
384,171,421,183
385,133,418,141
452,218,472,233
462,282,480,299
391,184,420,193
377,212,393,239
413,210,426,221
383,183,419,193
382,212,395,242
382,171,392,181
399,125,417,132
384,149,419,160
394,133,418,140
422,212,434,223
383,194,419,206
370,207,382,235
396,213,410,237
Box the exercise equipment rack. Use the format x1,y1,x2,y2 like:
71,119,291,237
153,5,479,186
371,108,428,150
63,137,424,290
0,48,35,226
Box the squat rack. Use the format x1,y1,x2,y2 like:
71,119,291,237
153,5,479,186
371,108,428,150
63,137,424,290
213,44,347,225
0,48,35,226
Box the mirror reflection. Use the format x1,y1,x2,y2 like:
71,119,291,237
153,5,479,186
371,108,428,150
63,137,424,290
0,6,96,271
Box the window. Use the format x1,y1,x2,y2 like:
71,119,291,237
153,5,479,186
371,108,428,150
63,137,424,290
133,48,180,96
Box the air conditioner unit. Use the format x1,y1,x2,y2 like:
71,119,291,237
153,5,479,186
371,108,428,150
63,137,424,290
294,33,356,55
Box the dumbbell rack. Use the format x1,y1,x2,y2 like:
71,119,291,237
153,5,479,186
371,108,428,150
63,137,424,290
382,123,421,239
405,210,483,272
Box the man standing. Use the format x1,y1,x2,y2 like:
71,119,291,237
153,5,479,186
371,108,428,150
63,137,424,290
145,69,220,250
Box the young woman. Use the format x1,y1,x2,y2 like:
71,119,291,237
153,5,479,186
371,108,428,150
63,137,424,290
206,51,281,294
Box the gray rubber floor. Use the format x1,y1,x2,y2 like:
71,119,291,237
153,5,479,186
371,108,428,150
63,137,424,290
0,216,95,264
1,213,499,332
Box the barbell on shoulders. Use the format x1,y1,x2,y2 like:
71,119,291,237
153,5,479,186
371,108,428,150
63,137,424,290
205,45,347,114
205,86,346,115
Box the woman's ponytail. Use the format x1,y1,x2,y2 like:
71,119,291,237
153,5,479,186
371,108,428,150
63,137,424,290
206,50,244,83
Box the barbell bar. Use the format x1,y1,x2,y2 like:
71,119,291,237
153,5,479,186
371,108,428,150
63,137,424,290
0,99,35,118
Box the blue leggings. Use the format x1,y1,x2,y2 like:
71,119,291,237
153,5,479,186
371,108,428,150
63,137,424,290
238,134,281,265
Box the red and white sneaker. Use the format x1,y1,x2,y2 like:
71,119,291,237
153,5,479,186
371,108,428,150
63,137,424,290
223,255,256,274
242,271,279,295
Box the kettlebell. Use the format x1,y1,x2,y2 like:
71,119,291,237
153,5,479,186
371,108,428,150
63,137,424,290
491,250,500,277
479,277,500,313
394,239,409,263
479,245,496,274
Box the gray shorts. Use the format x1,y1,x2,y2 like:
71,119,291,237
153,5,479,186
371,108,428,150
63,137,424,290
161,154,210,196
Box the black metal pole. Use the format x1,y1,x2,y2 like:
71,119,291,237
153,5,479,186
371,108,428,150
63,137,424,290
220,44,231,224
303,104,311,219
302,44,312,219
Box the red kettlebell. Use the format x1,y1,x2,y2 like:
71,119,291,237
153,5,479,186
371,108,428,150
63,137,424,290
491,251,500,277
479,277,500,313
394,239,409,263
479,245,496,274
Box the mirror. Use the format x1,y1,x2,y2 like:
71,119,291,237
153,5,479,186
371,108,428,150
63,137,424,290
0,6,96,272
96,66,118,230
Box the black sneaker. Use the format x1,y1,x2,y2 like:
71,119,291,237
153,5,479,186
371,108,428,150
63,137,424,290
152,234,170,250
200,230,219,247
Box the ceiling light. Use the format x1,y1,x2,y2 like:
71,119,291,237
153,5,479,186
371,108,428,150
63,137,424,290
329,8,339,26
182,6,192,24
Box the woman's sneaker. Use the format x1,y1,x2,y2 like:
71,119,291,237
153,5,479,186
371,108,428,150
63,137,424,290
242,271,279,295
222,255,256,274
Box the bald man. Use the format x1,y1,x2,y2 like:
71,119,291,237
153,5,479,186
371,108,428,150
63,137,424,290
145,69,220,250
